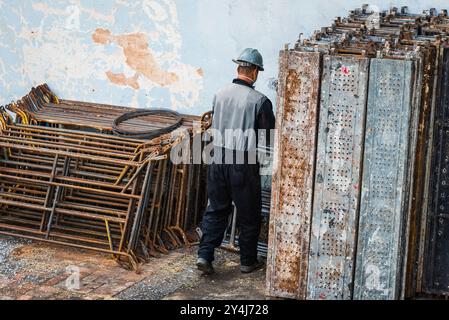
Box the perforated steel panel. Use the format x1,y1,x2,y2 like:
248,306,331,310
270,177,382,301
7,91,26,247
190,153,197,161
266,50,321,300
307,55,369,300
404,47,436,299
424,47,449,295
354,58,415,300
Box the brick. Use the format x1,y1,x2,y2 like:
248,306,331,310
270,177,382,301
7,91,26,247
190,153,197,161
44,274,69,287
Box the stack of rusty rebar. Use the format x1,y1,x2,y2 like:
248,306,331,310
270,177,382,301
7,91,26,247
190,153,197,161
267,6,449,300
0,84,210,271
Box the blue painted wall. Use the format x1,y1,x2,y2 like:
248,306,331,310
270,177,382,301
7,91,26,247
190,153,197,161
1,0,448,115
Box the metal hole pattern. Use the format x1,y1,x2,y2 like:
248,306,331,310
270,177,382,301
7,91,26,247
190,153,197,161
436,131,449,216
429,149,449,288
354,58,415,300
307,56,369,300
267,51,321,300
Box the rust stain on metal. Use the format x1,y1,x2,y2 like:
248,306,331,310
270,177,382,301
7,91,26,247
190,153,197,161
423,47,449,296
403,47,436,298
269,5,449,300
266,50,321,300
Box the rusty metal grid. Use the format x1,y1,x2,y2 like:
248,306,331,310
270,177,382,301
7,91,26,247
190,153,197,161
353,58,416,300
266,50,321,300
307,55,369,300
424,47,449,295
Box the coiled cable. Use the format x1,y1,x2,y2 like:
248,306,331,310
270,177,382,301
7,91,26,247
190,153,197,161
112,109,183,140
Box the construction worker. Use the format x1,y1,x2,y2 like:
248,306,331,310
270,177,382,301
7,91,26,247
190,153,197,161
197,48,275,274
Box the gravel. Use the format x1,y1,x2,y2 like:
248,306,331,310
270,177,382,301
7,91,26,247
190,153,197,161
0,236,30,277
116,254,200,300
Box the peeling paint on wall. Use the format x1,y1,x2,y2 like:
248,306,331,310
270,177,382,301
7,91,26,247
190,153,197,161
0,0,203,112
1,0,449,114
92,28,180,88
106,71,140,90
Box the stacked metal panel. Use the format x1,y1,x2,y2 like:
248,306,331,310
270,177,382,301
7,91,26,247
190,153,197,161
423,48,449,296
354,58,417,300
0,123,155,269
267,6,449,299
403,46,437,299
0,85,210,270
267,50,321,299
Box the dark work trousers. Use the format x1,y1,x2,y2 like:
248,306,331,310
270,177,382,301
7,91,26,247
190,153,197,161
198,163,262,266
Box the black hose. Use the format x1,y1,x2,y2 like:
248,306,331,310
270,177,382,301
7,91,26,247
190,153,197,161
112,109,183,140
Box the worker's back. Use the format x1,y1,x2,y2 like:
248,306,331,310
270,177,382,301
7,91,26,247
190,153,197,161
212,83,267,153
197,48,271,276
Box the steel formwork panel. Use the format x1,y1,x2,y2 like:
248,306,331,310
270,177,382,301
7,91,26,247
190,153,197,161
403,47,437,299
307,55,369,300
424,47,449,295
266,50,321,300
354,58,416,300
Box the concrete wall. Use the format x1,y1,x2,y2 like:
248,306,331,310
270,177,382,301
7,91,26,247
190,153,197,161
0,0,448,115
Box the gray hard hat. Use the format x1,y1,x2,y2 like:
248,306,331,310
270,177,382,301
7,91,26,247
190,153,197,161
232,48,264,71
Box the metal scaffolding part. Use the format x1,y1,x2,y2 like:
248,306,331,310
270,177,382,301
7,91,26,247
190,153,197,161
307,55,369,300
0,85,211,271
354,58,416,300
423,48,449,296
267,5,449,300
266,50,321,300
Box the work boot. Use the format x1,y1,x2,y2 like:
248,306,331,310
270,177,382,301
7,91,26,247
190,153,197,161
197,257,214,275
240,259,265,274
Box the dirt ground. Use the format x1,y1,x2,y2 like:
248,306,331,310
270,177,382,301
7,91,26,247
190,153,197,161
0,235,267,300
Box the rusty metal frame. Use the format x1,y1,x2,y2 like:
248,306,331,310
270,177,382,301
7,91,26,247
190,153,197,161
266,49,321,299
